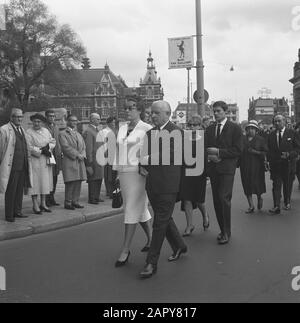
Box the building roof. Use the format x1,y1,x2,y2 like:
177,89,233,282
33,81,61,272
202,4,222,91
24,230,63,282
140,52,161,85
255,99,274,107
44,67,127,96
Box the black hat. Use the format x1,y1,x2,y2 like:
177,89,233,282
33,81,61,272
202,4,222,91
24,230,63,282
30,113,46,123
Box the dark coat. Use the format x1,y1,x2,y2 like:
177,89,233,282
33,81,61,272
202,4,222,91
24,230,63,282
142,121,183,195
267,128,300,177
82,125,104,182
240,135,268,196
205,120,243,175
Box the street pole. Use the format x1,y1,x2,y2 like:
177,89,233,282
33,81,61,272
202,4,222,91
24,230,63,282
187,67,191,124
195,0,205,117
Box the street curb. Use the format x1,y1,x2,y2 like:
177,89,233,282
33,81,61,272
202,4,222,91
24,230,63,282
0,208,123,242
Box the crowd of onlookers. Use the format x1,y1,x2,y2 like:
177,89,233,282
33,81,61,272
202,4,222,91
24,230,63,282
0,108,118,222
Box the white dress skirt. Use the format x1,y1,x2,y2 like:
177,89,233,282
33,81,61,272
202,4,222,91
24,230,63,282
119,171,151,225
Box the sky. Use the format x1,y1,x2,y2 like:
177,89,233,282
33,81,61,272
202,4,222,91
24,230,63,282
42,0,300,121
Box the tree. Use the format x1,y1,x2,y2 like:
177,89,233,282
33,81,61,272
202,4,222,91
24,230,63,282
0,0,86,111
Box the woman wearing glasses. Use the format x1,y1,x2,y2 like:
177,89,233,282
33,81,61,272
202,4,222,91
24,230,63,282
114,97,152,267
180,115,209,236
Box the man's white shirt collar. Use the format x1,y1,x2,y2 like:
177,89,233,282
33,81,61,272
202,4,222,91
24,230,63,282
219,118,227,127
159,120,170,130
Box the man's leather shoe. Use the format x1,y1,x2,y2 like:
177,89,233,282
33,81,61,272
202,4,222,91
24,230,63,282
96,198,105,203
89,200,99,205
6,218,15,223
269,207,281,215
65,205,76,211
283,204,291,211
15,213,28,219
72,203,84,209
168,247,187,262
218,233,231,241
218,235,230,245
140,264,157,279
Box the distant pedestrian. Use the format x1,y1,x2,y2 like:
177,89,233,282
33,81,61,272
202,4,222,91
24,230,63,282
239,120,268,213
114,97,152,268
0,109,32,222
83,113,104,205
27,114,56,214
267,115,300,214
45,109,62,207
180,115,209,237
59,115,87,210
205,101,243,245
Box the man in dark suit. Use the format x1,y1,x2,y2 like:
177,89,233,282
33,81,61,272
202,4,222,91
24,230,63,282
139,100,187,279
205,101,243,245
83,113,104,204
267,114,300,214
45,109,62,207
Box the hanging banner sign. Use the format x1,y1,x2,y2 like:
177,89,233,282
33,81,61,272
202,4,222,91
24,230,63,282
168,36,194,69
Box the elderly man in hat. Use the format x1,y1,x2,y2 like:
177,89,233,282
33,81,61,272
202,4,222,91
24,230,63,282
205,101,243,245
83,113,104,204
0,108,33,222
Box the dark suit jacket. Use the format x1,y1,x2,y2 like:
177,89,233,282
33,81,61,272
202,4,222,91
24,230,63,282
82,125,104,181
267,128,300,174
205,120,243,175
142,121,183,195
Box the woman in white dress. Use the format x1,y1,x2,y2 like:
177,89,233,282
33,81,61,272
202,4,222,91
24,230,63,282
114,98,153,267
27,114,56,214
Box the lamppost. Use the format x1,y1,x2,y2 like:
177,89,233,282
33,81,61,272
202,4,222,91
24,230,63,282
195,0,205,117
187,67,191,121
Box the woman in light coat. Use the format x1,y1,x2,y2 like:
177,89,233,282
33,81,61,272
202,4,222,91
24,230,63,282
114,97,152,267
27,114,56,214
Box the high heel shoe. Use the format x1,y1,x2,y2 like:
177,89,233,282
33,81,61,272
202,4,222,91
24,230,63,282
182,226,195,237
141,246,150,253
245,207,255,214
40,206,52,213
115,251,131,268
33,207,42,215
203,214,210,231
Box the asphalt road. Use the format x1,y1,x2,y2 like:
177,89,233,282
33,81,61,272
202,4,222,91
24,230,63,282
1,174,300,303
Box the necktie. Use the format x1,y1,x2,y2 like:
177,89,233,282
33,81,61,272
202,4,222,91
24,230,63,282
278,131,282,147
17,127,22,136
216,124,222,138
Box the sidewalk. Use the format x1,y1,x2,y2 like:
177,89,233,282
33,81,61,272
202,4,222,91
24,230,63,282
0,175,123,242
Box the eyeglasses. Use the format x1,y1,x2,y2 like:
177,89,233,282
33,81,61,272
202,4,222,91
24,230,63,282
124,104,137,112
188,123,201,127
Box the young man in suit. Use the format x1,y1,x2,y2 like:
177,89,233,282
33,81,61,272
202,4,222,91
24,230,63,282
139,100,187,279
267,114,300,214
205,101,243,245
